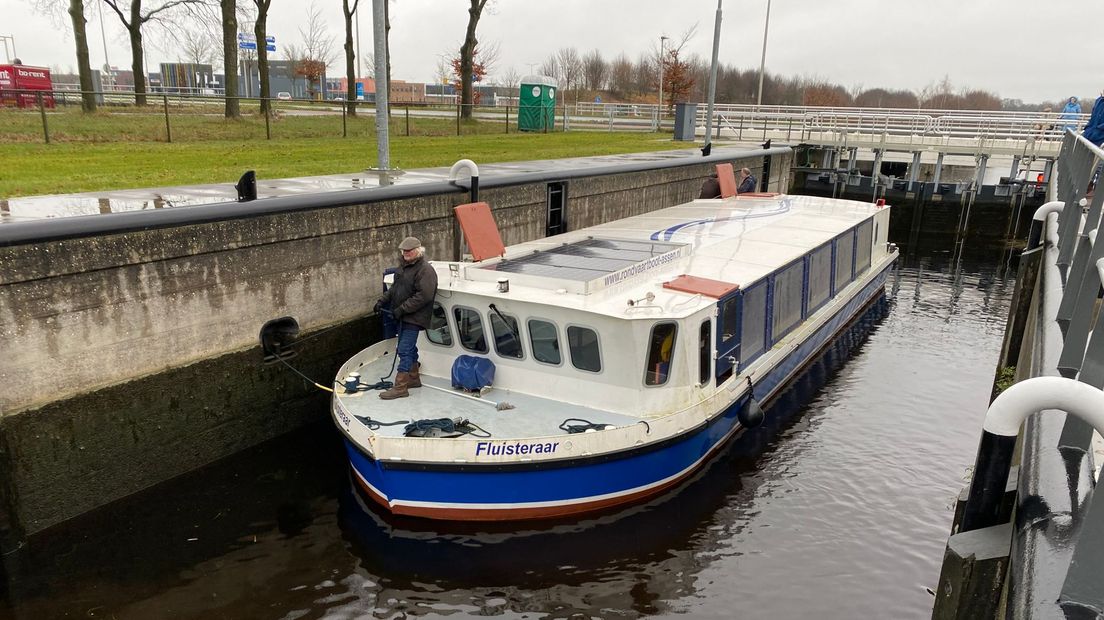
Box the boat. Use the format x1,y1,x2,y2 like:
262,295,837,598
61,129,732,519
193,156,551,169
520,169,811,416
331,170,897,521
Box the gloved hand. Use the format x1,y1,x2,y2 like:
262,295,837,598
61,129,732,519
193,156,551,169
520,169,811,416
373,299,383,314
392,306,405,322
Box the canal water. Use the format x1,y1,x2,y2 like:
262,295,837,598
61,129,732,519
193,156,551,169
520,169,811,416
0,235,1016,620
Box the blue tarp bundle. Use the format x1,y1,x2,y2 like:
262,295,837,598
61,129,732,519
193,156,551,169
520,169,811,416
451,355,496,391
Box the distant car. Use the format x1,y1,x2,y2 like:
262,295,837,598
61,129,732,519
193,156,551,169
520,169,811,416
331,95,345,101
276,92,292,100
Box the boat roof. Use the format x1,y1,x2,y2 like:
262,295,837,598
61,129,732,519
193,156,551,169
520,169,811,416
436,193,883,319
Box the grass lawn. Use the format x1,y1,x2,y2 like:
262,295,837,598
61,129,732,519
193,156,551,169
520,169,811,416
0,108,674,197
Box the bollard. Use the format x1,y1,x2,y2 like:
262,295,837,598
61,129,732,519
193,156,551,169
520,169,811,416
961,376,1104,532
163,95,172,143
1027,201,1065,250
37,92,49,144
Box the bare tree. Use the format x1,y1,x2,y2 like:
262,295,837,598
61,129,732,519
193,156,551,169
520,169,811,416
220,0,238,116
297,1,334,98
539,54,558,81
433,55,450,88
497,65,520,89
67,0,97,111
555,47,582,99
36,0,97,111
582,49,606,91
103,0,202,106
178,25,218,66
458,0,489,119
342,0,360,114
608,53,632,97
252,0,271,113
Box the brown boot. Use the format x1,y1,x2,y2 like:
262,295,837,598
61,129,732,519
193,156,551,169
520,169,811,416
379,372,409,400
407,362,422,388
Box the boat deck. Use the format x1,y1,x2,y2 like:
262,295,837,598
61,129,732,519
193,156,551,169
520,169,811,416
338,349,642,439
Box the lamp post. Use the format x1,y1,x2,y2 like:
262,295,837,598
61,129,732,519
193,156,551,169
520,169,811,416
756,0,772,107
658,35,668,119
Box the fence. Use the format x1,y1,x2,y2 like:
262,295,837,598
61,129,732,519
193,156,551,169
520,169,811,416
0,89,678,145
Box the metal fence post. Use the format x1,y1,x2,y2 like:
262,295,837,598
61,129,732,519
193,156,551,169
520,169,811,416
456,103,461,136
264,99,271,140
342,101,347,138
505,105,509,134
163,95,172,143
405,106,410,136
37,92,49,144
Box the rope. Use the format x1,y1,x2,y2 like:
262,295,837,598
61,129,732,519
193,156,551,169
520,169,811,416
558,418,613,434
403,417,492,438
354,416,409,430
275,355,334,393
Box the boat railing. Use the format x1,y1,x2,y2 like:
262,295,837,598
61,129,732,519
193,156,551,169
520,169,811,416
933,130,1104,618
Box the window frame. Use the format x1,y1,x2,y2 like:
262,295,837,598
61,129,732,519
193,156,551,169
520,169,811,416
489,310,525,360
698,319,712,387
452,305,489,354
643,321,679,387
424,301,454,348
565,323,603,374
527,317,564,367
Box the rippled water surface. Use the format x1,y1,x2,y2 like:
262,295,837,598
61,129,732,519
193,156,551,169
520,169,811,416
1,240,1016,620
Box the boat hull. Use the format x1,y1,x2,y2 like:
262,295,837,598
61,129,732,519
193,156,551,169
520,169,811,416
343,261,892,521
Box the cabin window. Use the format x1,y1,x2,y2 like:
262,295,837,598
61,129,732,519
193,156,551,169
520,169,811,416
645,323,677,386
699,320,712,386
741,281,768,364
834,230,855,294
490,311,523,359
567,326,602,373
720,296,740,342
856,220,873,276
772,260,805,340
808,243,832,311
425,302,453,346
528,319,562,365
453,306,488,353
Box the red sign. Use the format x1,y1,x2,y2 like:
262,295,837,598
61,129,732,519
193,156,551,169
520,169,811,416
0,64,55,109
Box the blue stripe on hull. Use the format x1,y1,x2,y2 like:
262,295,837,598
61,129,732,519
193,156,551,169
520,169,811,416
347,265,890,511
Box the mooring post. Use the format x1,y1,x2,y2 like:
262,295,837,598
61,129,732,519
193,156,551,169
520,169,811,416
1027,202,1064,250
961,376,1104,533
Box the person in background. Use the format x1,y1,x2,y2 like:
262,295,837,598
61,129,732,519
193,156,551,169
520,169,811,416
737,167,757,194
375,236,438,400
1083,91,1104,146
1061,96,1083,133
698,172,721,199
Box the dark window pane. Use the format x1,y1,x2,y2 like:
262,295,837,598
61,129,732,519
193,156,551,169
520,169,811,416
426,302,452,346
567,326,601,372
528,319,561,365
699,321,711,385
453,307,488,353
490,312,523,359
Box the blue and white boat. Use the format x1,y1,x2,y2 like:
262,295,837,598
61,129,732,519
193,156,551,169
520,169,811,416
331,188,897,521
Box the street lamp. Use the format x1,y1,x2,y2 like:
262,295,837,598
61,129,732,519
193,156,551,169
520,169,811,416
756,0,772,107
658,35,668,119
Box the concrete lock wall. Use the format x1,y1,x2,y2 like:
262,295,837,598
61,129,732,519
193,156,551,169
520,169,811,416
0,150,791,538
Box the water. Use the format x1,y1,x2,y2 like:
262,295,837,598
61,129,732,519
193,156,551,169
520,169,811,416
0,238,1016,620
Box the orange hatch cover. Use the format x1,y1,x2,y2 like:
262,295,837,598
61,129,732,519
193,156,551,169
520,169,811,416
454,201,505,262
663,275,740,298
716,163,737,198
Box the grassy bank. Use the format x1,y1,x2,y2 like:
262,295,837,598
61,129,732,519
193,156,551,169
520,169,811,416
0,109,673,198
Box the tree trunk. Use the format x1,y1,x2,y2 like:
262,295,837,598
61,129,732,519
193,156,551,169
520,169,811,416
68,0,97,112
343,0,357,116
221,0,239,118
255,1,271,115
127,1,146,106
459,0,486,120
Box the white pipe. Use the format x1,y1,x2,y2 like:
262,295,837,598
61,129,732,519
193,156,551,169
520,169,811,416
448,159,479,182
984,376,1104,437
1032,200,1064,222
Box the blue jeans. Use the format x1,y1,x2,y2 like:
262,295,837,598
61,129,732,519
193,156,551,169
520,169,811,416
396,323,421,373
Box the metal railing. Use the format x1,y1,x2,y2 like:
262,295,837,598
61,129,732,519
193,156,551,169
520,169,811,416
933,130,1104,618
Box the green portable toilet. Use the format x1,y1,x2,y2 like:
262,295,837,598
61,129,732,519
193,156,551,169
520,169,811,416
518,75,558,132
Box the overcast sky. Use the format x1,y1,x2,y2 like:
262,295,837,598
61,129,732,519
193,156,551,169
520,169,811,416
5,0,1102,104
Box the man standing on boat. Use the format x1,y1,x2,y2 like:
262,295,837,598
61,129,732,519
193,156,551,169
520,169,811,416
375,236,438,400
737,168,757,194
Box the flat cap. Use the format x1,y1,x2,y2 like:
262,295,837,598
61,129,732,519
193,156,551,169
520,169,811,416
398,236,421,251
